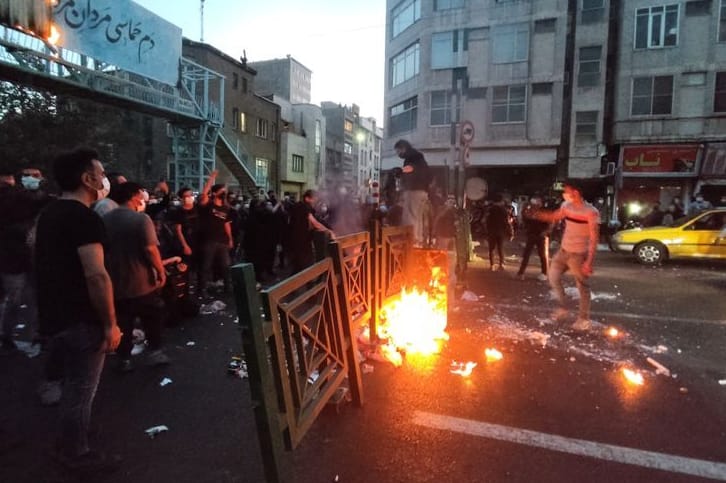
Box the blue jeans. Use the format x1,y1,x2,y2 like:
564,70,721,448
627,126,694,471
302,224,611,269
0,272,36,341
548,248,591,320
52,323,106,458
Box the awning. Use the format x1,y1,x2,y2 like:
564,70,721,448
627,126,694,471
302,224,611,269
701,143,726,178
382,147,556,170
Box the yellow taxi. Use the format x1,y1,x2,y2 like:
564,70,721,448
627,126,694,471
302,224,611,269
611,208,726,265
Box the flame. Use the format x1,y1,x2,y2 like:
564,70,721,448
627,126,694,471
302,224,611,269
450,361,477,377
606,327,620,338
47,24,60,45
376,267,449,366
485,348,503,362
622,368,644,386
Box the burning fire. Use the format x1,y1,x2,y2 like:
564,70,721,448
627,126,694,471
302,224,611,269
622,368,644,386
484,348,503,362
450,361,477,377
376,267,449,366
47,24,60,45
606,327,620,338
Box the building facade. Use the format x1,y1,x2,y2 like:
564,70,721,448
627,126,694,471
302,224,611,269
182,39,281,195
383,0,726,214
249,56,313,105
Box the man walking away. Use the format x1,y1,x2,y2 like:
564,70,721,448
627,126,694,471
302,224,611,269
516,196,550,281
486,194,509,271
103,182,168,372
394,139,432,246
534,181,600,331
35,147,122,473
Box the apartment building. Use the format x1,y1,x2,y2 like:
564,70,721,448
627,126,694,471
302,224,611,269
249,56,313,105
383,0,726,211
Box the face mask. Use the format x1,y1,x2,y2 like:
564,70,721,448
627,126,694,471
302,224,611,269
97,176,111,200
21,176,41,190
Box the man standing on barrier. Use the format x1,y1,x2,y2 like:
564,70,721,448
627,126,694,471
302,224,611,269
394,139,432,246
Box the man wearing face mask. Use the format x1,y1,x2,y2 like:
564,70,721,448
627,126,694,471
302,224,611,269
92,172,125,216
533,181,600,331
394,139,432,246
0,167,50,351
198,174,233,297
102,182,168,371
34,147,122,473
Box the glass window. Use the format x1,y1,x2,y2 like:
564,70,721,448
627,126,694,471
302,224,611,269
292,154,304,173
315,120,322,154
720,0,726,41
575,111,598,145
435,0,464,11
635,5,679,49
231,108,239,130
256,119,269,138
492,23,529,64
431,30,466,69
344,120,353,132
239,112,246,133
255,158,269,188
389,96,418,135
631,76,673,115
581,0,605,23
492,85,526,123
391,0,420,38
714,72,726,112
344,143,353,154
578,46,602,87
430,90,451,126
391,43,420,87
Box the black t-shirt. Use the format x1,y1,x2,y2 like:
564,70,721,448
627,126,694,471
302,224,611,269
401,148,432,191
289,201,314,245
35,199,106,335
199,203,231,244
168,205,200,248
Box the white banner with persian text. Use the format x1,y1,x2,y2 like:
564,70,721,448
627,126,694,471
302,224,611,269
52,0,181,85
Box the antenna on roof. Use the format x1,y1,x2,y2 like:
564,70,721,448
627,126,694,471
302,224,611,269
200,0,205,42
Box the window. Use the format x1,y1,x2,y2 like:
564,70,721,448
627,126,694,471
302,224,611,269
492,85,526,123
431,30,466,69
391,43,420,87
532,82,553,95
344,143,353,154
575,111,598,145
292,154,304,173
239,112,247,132
578,46,602,87
315,120,322,154
635,5,679,49
255,158,269,188
492,23,529,64
391,0,420,38
430,90,459,125
344,120,354,132
242,77,248,93
232,73,239,89
631,76,673,115
389,96,418,135
582,0,605,23
534,18,556,33
714,72,726,112
256,119,269,138
231,108,239,130
435,0,464,11
720,0,726,41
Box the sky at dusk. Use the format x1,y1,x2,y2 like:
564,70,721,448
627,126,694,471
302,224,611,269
134,0,387,125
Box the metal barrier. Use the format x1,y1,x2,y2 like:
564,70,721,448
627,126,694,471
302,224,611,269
231,223,413,482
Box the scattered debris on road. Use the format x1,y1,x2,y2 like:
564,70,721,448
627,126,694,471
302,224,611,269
160,377,173,387
145,425,169,438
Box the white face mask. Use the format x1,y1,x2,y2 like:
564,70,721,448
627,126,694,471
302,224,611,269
97,176,111,200
21,176,41,190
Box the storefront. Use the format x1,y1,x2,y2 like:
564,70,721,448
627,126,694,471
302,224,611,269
615,144,700,222
697,143,726,206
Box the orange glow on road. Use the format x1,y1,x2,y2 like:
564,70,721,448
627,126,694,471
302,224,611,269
622,368,644,386
484,348,503,362
450,361,477,377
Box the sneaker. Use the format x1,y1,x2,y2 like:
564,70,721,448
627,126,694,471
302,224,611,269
145,349,171,366
537,273,548,282
550,308,568,321
571,318,592,331
490,264,499,271
116,358,135,373
38,380,62,406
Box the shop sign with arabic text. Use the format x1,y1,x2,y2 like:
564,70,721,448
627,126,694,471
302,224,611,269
53,0,181,85
621,144,699,175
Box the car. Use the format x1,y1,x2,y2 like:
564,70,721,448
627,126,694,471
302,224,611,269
611,208,726,265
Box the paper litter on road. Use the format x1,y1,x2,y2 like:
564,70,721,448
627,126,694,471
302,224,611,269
361,363,374,374
200,300,227,315
14,341,41,358
15,324,26,329
186,341,196,346
646,357,671,377
131,343,146,356
160,377,173,387
460,291,479,302
718,379,726,386
145,425,169,438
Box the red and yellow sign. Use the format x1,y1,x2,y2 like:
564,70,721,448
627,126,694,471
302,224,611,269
621,144,699,174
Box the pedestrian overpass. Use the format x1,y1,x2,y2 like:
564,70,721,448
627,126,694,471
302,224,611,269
0,3,255,191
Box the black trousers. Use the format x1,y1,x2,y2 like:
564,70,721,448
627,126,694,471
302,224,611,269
517,236,548,276
488,234,505,266
116,291,165,359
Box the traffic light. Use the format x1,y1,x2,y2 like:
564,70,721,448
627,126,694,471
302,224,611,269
0,0,53,38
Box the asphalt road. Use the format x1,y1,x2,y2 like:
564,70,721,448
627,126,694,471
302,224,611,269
1,248,725,483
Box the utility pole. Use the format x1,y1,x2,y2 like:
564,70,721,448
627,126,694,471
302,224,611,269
200,0,205,42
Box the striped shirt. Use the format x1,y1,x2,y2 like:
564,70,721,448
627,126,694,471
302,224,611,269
557,201,600,254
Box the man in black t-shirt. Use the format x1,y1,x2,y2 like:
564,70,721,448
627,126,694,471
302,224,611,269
287,190,336,274
198,181,233,296
35,147,121,473
395,139,432,246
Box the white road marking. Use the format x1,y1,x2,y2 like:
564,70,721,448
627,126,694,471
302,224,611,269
494,302,726,326
413,411,726,481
